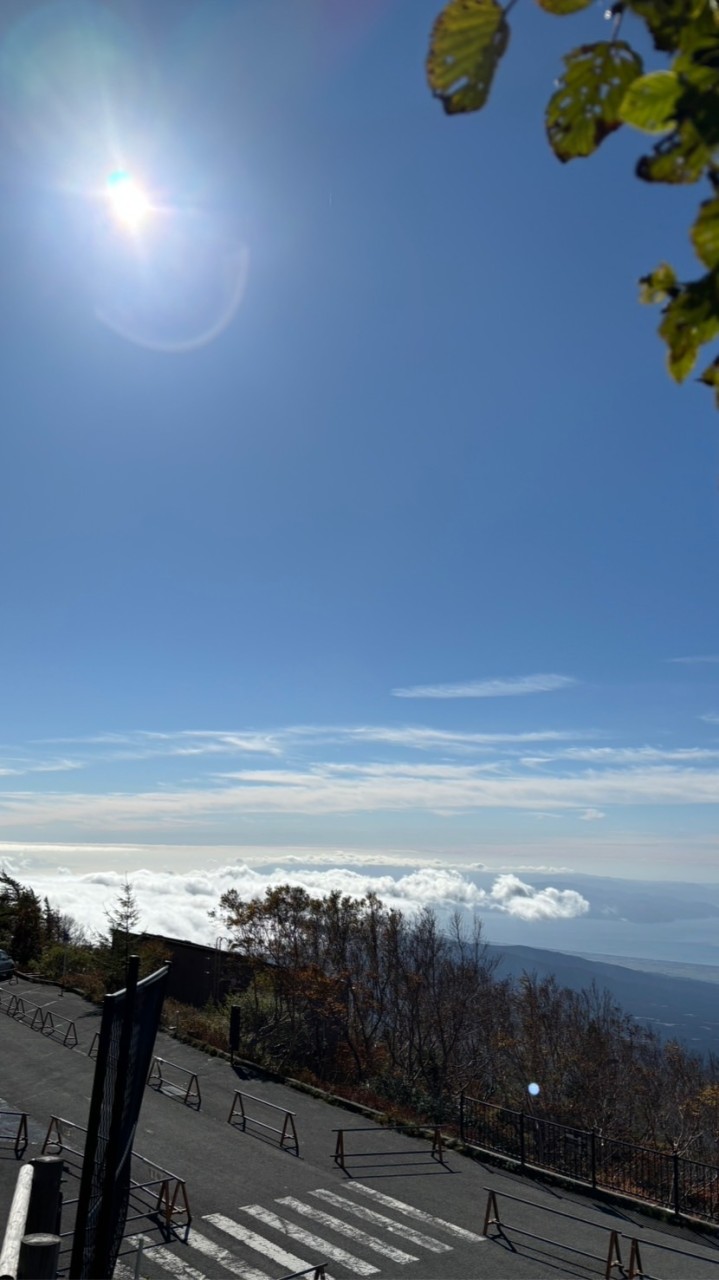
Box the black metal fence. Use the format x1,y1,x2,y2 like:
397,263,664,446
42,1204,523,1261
459,1094,719,1225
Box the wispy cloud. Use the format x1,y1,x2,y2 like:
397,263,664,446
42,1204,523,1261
523,746,719,766
579,808,606,821
337,726,584,751
37,730,283,761
3,760,719,835
668,656,719,665
0,758,82,778
392,674,577,700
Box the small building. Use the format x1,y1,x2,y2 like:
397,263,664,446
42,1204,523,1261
137,932,250,1007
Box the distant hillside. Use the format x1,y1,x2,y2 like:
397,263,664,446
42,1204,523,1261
574,952,719,985
486,943,719,1059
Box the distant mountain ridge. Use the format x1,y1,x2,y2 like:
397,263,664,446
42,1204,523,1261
485,943,719,1059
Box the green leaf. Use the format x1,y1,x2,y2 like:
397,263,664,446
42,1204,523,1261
639,262,678,305
674,28,719,92
619,71,680,133
658,271,719,381
692,196,719,269
427,0,510,116
636,119,714,184
546,42,643,162
535,0,592,13
626,0,711,55
698,355,719,405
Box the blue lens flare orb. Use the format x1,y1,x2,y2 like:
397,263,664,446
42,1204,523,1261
528,1082,540,1097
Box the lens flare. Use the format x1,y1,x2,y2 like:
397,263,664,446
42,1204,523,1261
106,170,150,230
528,1082,540,1097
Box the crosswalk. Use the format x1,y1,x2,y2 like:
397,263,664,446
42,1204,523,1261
112,1182,485,1279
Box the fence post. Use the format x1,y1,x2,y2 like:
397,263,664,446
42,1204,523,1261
26,1157,63,1236
18,1234,60,1280
519,1111,525,1169
591,1128,597,1191
673,1146,681,1218
459,1093,465,1144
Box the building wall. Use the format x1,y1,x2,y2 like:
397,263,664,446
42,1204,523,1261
138,933,249,1007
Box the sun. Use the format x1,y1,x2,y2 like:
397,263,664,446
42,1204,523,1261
106,170,151,230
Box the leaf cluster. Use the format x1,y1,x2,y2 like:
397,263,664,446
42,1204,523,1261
426,0,719,400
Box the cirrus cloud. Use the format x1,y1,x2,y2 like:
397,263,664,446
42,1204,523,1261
391,674,577,699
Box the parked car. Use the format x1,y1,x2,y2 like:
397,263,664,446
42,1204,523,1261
0,949,15,978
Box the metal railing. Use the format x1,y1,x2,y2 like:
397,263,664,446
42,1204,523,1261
460,1094,719,1224
41,1115,191,1234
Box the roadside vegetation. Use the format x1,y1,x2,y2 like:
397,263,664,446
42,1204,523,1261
4,869,719,1165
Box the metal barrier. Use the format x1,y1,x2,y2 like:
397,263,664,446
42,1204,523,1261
0,1113,28,1158
333,1124,445,1171
461,1094,719,1225
37,1009,78,1049
481,1186,719,1280
228,1090,299,1155
4,996,44,1029
1,995,78,1048
41,1116,191,1233
147,1056,201,1108
483,1187,636,1278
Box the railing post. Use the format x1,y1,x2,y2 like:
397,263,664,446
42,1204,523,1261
519,1111,525,1169
18,1233,60,1280
26,1157,63,1236
459,1092,465,1143
591,1128,597,1191
673,1145,681,1218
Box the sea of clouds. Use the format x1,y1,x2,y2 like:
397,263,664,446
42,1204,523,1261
0,856,589,945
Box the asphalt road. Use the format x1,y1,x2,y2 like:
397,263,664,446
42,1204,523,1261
3,979,719,1279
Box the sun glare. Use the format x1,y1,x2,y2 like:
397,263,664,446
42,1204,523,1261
106,170,151,230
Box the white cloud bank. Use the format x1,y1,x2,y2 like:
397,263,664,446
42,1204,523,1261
489,873,589,921
0,860,589,945
391,674,577,699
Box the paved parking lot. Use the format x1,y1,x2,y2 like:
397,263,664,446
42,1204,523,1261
3,979,719,1278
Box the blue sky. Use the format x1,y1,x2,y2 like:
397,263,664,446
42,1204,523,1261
1,0,719,896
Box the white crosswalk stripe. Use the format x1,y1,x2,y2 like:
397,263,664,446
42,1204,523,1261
205,1211,324,1276
240,1203,378,1276
276,1195,418,1265
346,1182,487,1243
309,1189,451,1253
129,1235,208,1280
115,1181,478,1278
188,1227,273,1280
